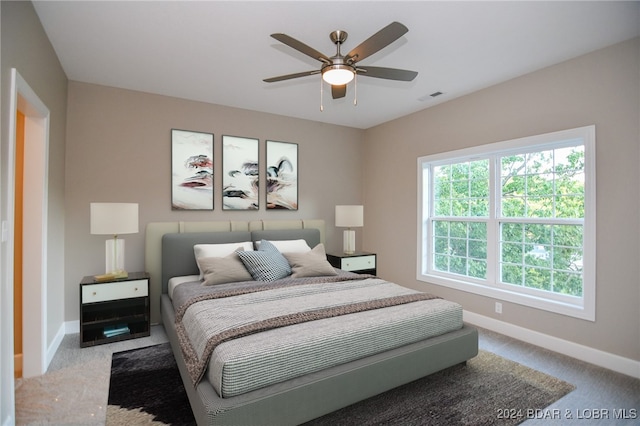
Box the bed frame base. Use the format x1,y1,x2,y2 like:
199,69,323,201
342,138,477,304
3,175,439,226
162,295,478,425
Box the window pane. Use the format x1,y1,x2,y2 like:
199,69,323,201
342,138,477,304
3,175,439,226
450,256,467,275
501,154,525,177
452,180,469,197
501,145,585,219
502,242,523,264
524,267,552,291
500,222,584,297
469,259,487,279
450,238,467,256
434,254,448,272
527,150,554,174
449,221,467,238
434,237,449,254
553,247,583,273
451,163,468,180
553,271,583,297
501,264,522,285
433,159,489,218
502,223,523,242
435,180,450,198
527,173,553,197
553,225,583,247
470,198,489,216
434,200,451,216
524,244,551,268
468,240,487,260
502,175,525,197
525,224,552,244
451,199,469,216
556,196,584,218
469,222,487,240
431,220,487,279
527,196,554,218
434,221,449,237
502,197,525,217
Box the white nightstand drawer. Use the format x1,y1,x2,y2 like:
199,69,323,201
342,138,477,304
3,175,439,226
82,279,148,304
341,255,376,272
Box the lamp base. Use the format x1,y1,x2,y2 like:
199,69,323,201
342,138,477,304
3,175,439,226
93,271,128,282
343,229,356,254
105,237,128,277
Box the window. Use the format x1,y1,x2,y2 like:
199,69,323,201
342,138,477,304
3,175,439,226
417,126,595,320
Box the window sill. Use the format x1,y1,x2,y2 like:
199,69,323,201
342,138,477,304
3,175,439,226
417,272,595,321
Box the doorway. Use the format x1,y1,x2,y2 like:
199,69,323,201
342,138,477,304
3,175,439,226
8,68,50,379
13,111,25,378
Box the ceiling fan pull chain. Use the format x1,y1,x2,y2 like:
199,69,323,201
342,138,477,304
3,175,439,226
320,77,324,112
354,73,358,106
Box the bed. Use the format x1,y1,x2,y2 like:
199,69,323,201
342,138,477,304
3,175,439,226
147,219,478,425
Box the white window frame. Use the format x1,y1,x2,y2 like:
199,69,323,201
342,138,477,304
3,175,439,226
417,126,596,321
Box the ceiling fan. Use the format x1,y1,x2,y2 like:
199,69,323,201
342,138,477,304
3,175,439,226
263,22,418,100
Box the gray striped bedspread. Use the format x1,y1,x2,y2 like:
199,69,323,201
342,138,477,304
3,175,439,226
173,274,463,397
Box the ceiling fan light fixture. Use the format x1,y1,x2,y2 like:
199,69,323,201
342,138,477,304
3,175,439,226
322,65,355,85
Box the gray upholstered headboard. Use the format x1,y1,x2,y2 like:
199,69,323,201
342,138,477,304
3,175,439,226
161,231,252,293
145,219,325,323
160,228,321,294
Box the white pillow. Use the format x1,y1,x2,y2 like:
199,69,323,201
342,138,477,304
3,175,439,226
254,239,311,253
194,242,253,279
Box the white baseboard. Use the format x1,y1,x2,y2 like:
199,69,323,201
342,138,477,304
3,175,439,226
46,323,66,369
65,320,80,334
464,310,640,379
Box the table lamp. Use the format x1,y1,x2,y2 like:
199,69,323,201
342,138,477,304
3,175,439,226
90,203,139,279
335,205,363,254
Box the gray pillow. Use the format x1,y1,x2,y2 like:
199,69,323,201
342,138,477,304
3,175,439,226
283,243,338,278
198,249,253,286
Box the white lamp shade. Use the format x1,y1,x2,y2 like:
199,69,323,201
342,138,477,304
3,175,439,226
90,203,139,235
335,205,363,228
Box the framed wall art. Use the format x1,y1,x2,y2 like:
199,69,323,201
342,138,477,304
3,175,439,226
222,135,259,210
266,140,298,210
171,129,214,210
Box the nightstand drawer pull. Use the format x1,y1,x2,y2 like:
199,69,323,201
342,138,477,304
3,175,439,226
82,279,148,303
342,255,376,272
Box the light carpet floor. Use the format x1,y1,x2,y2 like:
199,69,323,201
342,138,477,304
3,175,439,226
14,325,640,425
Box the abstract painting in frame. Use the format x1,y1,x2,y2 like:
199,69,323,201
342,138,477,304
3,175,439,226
266,140,298,210
222,135,259,210
171,129,214,210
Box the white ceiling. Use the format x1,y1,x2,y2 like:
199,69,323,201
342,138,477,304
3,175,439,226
33,1,640,129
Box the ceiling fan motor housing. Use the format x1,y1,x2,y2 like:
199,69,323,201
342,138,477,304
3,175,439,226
330,30,348,45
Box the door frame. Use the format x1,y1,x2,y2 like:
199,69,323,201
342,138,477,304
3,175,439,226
2,69,50,397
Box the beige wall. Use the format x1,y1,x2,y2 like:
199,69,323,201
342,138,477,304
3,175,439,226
64,82,364,322
363,38,640,361
1,0,68,419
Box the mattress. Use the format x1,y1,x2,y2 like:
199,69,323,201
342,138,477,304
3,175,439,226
172,275,463,398
168,275,199,300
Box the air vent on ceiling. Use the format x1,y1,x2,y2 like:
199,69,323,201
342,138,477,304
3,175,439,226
418,91,444,102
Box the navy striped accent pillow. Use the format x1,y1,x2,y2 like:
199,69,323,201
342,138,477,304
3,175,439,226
238,240,292,281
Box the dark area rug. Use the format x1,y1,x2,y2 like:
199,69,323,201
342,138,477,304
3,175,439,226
107,343,195,425
107,343,574,426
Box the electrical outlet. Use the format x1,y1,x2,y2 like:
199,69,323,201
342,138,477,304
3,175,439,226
495,302,503,314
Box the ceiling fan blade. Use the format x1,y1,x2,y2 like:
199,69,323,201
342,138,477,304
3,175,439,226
346,22,408,63
263,70,321,83
271,33,331,63
357,66,418,81
331,84,347,99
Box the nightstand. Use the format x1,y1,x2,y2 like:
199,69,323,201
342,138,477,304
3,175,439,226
327,252,377,275
79,271,150,347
